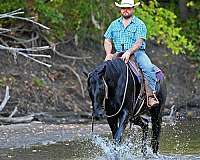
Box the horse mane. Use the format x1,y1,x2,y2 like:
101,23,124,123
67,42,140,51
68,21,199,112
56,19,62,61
89,59,125,79
90,59,138,87
104,59,127,79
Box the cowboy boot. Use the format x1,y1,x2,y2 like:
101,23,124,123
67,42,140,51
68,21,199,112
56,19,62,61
144,79,159,107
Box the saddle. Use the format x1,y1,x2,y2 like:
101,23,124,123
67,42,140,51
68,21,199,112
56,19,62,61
113,52,164,83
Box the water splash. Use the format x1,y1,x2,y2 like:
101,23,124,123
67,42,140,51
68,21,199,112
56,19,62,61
89,133,153,160
87,132,198,160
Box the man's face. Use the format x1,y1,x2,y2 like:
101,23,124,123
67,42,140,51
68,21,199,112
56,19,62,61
120,7,134,19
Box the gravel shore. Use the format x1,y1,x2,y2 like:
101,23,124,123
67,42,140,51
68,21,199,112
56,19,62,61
0,122,110,149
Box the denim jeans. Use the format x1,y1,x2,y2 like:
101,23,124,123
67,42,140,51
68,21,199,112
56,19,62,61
133,50,157,91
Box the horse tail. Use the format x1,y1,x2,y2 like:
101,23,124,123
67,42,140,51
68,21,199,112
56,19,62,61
158,78,167,106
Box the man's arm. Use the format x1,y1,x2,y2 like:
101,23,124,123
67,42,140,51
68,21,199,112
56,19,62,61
104,39,113,61
128,38,143,55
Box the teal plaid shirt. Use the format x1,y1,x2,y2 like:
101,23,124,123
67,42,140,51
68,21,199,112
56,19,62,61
104,16,147,52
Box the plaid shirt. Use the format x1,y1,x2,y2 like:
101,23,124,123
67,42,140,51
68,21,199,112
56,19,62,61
104,16,147,52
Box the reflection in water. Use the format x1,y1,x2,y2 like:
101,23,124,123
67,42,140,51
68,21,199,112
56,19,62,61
0,120,199,160
160,119,200,154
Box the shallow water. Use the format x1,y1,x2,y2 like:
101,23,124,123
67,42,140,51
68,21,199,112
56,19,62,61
0,119,200,160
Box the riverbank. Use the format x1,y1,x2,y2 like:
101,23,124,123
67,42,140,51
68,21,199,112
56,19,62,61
0,122,110,149
0,39,200,117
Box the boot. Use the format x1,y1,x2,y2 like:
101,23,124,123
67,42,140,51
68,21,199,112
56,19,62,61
144,79,159,108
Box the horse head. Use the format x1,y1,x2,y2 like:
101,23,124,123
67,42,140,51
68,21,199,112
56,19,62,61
85,64,106,119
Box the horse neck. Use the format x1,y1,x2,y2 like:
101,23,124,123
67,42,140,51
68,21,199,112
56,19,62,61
105,60,140,96
104,64,121,87
103,60,129,97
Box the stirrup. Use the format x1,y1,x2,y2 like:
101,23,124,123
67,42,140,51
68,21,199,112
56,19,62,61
147,92,159,108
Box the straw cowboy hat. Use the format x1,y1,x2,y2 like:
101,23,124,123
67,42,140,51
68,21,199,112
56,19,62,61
115,0,140,8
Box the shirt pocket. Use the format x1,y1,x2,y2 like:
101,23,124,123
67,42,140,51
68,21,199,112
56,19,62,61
112,28,121,40
127,26,137,41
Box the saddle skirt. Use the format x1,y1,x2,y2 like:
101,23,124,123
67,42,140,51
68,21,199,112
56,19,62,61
128,60,164,117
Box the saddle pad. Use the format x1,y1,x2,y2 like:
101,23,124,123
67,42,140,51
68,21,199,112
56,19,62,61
154,65,165,81
128,61,164,83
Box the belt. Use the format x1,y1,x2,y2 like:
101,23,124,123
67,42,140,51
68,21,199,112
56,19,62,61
117,49,145,53
138,49,145,51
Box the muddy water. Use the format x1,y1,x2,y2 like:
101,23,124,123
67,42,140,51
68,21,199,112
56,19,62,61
0,120,199,160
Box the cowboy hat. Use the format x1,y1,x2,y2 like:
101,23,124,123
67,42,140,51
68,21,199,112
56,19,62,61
115,0,140,8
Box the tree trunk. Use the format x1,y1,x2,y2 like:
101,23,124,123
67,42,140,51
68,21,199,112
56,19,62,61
179,0,188,21
26,0,38,21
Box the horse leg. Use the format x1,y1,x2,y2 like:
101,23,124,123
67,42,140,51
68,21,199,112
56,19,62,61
113,108,129,143
107,117,118,139
150,105,162,154
132,116,148,156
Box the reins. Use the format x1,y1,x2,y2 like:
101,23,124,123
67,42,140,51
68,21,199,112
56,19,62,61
105,63,129,118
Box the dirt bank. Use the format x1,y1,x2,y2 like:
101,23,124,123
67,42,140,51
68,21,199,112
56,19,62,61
0,39,200,118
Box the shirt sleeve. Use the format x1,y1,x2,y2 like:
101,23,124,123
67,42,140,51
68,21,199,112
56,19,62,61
135,23,147,40
104,23,113,40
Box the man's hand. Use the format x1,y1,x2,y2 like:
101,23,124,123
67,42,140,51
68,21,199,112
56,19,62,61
121,50,131,63
104,54,113,61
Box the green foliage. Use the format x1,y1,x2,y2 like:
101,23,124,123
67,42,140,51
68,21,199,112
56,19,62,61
32,77,45,88
158,0,200,59
135,1,195,54
66,0,119,44
0,0,25,27
34,0,66,39
0,0,24,13
182,1,200,60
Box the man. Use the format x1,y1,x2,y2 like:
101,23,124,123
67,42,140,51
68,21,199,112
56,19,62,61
104,0,159,107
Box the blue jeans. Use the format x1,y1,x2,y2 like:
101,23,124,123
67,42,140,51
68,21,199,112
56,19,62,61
133,50,157,91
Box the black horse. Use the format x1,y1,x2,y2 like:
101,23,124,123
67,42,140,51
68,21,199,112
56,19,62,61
85,58,166,154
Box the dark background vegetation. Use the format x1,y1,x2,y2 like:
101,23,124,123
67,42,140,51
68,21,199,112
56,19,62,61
0,0,199,119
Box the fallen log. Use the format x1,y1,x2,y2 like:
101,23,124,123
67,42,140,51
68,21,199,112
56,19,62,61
0,86,10,112
0,86,38,124
0,114,35,124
